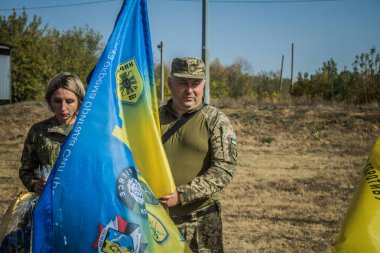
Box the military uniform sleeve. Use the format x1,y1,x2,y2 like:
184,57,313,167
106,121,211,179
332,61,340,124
19,126,40,192
177,111,237,205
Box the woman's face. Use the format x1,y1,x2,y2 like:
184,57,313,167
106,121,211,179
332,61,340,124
50,88,79,125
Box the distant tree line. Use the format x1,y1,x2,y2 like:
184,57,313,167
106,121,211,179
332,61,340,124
1,11,379,105
154,47,380,105
0,10,102,102
291,47,380,104
155,58,292,103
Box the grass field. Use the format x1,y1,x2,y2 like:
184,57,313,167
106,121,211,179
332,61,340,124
1,101,379,252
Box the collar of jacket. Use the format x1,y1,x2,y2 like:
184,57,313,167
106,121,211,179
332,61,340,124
164,99,205,119
47,117,72,135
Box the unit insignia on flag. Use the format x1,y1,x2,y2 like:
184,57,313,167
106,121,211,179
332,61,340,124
147,211,168,243
32,0,192,251
93,215,147,253
117,167,146,215
138,180,160,206
116,58,143,103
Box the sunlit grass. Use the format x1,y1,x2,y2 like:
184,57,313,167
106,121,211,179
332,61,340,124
1,101,380,252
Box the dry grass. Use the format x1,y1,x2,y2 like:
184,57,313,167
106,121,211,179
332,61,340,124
1,101,380,252
220,103,380,252
0,102,51,213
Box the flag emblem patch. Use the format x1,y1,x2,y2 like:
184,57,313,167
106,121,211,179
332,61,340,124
117,167,146,215
93,215,147,253
147,211,169,243
116,58,143,104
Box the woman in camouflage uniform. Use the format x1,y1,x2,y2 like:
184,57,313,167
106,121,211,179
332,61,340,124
0,73,85,252
19,72,85,194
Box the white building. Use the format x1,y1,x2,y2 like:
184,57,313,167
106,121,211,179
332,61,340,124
0,43,12,103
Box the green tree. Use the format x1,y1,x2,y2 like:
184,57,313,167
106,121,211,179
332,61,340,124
253,71,283,102
0,10,102,102
0,10,48,101
53,26,102,82
334,69,351,102
309,58,338,100
291,72,312,98
353,47,380,76
209,58,290,102
352,47,380,103
291,48,380,104
209,58,229,98
225,59,254,98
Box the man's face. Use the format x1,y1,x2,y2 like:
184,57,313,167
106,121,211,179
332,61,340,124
169,76,205,114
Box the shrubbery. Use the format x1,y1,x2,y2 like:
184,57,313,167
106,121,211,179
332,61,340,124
2,11,379,104
291,48,380,104
0,10,102,102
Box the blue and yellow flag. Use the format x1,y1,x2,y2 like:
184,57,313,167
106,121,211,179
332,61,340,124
332,137,380,253
32,0,190,252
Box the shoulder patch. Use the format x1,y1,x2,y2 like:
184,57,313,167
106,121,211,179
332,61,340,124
229,137,237,162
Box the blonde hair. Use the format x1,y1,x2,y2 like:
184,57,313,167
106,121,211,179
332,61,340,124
45,72,85,111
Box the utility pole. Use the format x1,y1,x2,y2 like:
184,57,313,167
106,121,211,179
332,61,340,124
202,0,210,104
290,43,294,89
279,54,284,91
157,41,164,104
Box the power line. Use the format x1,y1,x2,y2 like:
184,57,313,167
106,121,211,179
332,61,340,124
173,0,347,3
0,0,347,12
0,0,118,12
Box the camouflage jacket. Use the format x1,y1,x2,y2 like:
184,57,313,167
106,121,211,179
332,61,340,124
160,101,237,216
19,117,72,192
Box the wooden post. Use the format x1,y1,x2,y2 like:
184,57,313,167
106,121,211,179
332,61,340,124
280,54,284,91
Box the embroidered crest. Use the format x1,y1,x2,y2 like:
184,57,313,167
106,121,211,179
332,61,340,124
138,179,160,206
92,215,147,253
147,211,169,243
117,167,146,215
116,58,143,104
230,137,237,161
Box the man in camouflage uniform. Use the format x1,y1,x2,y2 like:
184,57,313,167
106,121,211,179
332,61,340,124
159,57,237,253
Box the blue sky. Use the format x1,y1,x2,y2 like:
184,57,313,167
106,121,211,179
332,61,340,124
1,0,379,77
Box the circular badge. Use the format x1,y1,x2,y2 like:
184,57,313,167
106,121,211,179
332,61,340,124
116,167,145,213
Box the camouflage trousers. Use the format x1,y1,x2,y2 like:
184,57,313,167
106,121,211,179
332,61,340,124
172,203,224,253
